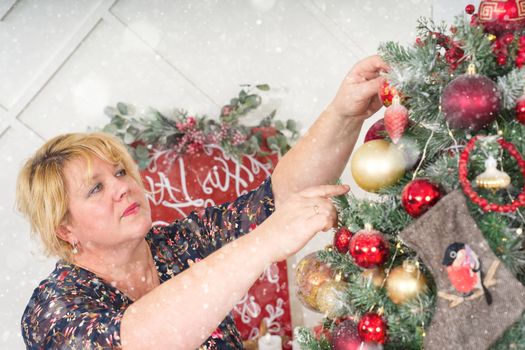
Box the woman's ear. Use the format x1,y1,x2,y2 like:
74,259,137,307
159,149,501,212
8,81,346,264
56,222,75,245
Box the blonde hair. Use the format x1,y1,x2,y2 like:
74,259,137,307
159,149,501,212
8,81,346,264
16,132,143,262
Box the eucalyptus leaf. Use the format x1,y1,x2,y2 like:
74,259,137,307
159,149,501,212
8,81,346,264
256,84,270,91
123,132,136,144
274,120,285,130
286,119,298,131
104,106,118,118
102,123,118,134
239,90,247,102
135,145,150,158
117,102,128,115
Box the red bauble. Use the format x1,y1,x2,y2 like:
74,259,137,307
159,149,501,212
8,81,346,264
358,313,388,345
441,66,501,130
515,98,525,124
364,119,386,142
465,4,475,15
384,96,409,144
478,0,525,34
401,179,443,218
331,319,382,350
378,80,402,107
333,227,353,254
497,54,507,65
349,226,389,268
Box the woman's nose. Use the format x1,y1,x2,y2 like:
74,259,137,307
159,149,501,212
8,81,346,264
113,178,130,201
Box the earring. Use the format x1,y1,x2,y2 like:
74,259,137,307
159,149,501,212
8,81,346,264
72,242,78,255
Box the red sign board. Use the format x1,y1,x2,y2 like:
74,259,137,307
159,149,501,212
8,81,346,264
141,144,292,348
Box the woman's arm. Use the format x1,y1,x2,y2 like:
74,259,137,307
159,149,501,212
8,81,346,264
271,55,389,207
120,184,349,350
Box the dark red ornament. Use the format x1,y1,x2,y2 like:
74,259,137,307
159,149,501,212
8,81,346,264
441,65,501,130
349,226,389,268
358,313,388,344
445,46,464,64
465,4,475,15
333,226,353,254
517,54,525,68
497,54,507,65
516,98,525,124
478,0,525,34
331,319,382,350
502,32,515,45
364,119,386,142
401,179,442,218
470,14,479,26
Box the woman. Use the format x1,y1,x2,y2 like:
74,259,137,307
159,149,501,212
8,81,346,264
17,55,388,349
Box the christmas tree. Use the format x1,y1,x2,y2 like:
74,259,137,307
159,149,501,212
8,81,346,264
296,2,525,349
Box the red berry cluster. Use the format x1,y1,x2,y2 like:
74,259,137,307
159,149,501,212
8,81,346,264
445,45,465,71
516,35,525,68
173,116,209,155
232,130,247,146
492,33,515,66
459,135,525,212
430,31,465,71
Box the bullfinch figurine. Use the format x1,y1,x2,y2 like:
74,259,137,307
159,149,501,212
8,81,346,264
442,242,492,305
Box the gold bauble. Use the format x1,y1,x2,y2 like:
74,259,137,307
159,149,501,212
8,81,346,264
315,280,348,318
361,267,386,288
386,260,428,304
295,252,335,311
351,140,406,192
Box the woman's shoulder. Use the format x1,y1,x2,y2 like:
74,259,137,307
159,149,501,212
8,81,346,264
22,260,121,319
21,261,128,348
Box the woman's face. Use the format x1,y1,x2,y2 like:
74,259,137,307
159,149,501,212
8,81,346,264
61,155,152,252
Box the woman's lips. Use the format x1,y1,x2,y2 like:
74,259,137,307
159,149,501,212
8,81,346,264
122,202,140,217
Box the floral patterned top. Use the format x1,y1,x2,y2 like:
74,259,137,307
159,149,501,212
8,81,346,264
21,177,275,349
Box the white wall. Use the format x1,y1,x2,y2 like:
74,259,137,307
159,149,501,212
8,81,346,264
0,0,468,348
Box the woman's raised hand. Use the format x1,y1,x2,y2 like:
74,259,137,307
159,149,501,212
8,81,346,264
328,55,390,121
258,184,350,262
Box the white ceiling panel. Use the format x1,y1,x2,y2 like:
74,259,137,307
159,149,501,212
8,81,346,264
112,0,356,121
0,0,102,108
0,110,53,350
309,0,432,55
19,19,214,139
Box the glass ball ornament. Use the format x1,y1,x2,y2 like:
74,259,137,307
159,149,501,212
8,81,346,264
385,260,428,304
361,267,387,288
401,179,443,218
441,64,501,131
515,96,525,124
316,280,348,318
351,140,406,193
358,312,388,345
295,252,335,312
478,0,525,34
332,319,383,350
349,224,390,268
333,226,353,254
364,119,386,143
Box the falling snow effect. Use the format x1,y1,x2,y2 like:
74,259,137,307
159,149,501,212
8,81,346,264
3,1,463,349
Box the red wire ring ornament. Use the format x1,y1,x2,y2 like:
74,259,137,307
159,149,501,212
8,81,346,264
458,135,525,212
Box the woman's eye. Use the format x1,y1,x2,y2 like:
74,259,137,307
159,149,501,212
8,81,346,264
116,168,126,177
89,183,102,196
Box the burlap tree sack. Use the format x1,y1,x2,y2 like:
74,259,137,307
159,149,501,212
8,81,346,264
399,190,525,349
